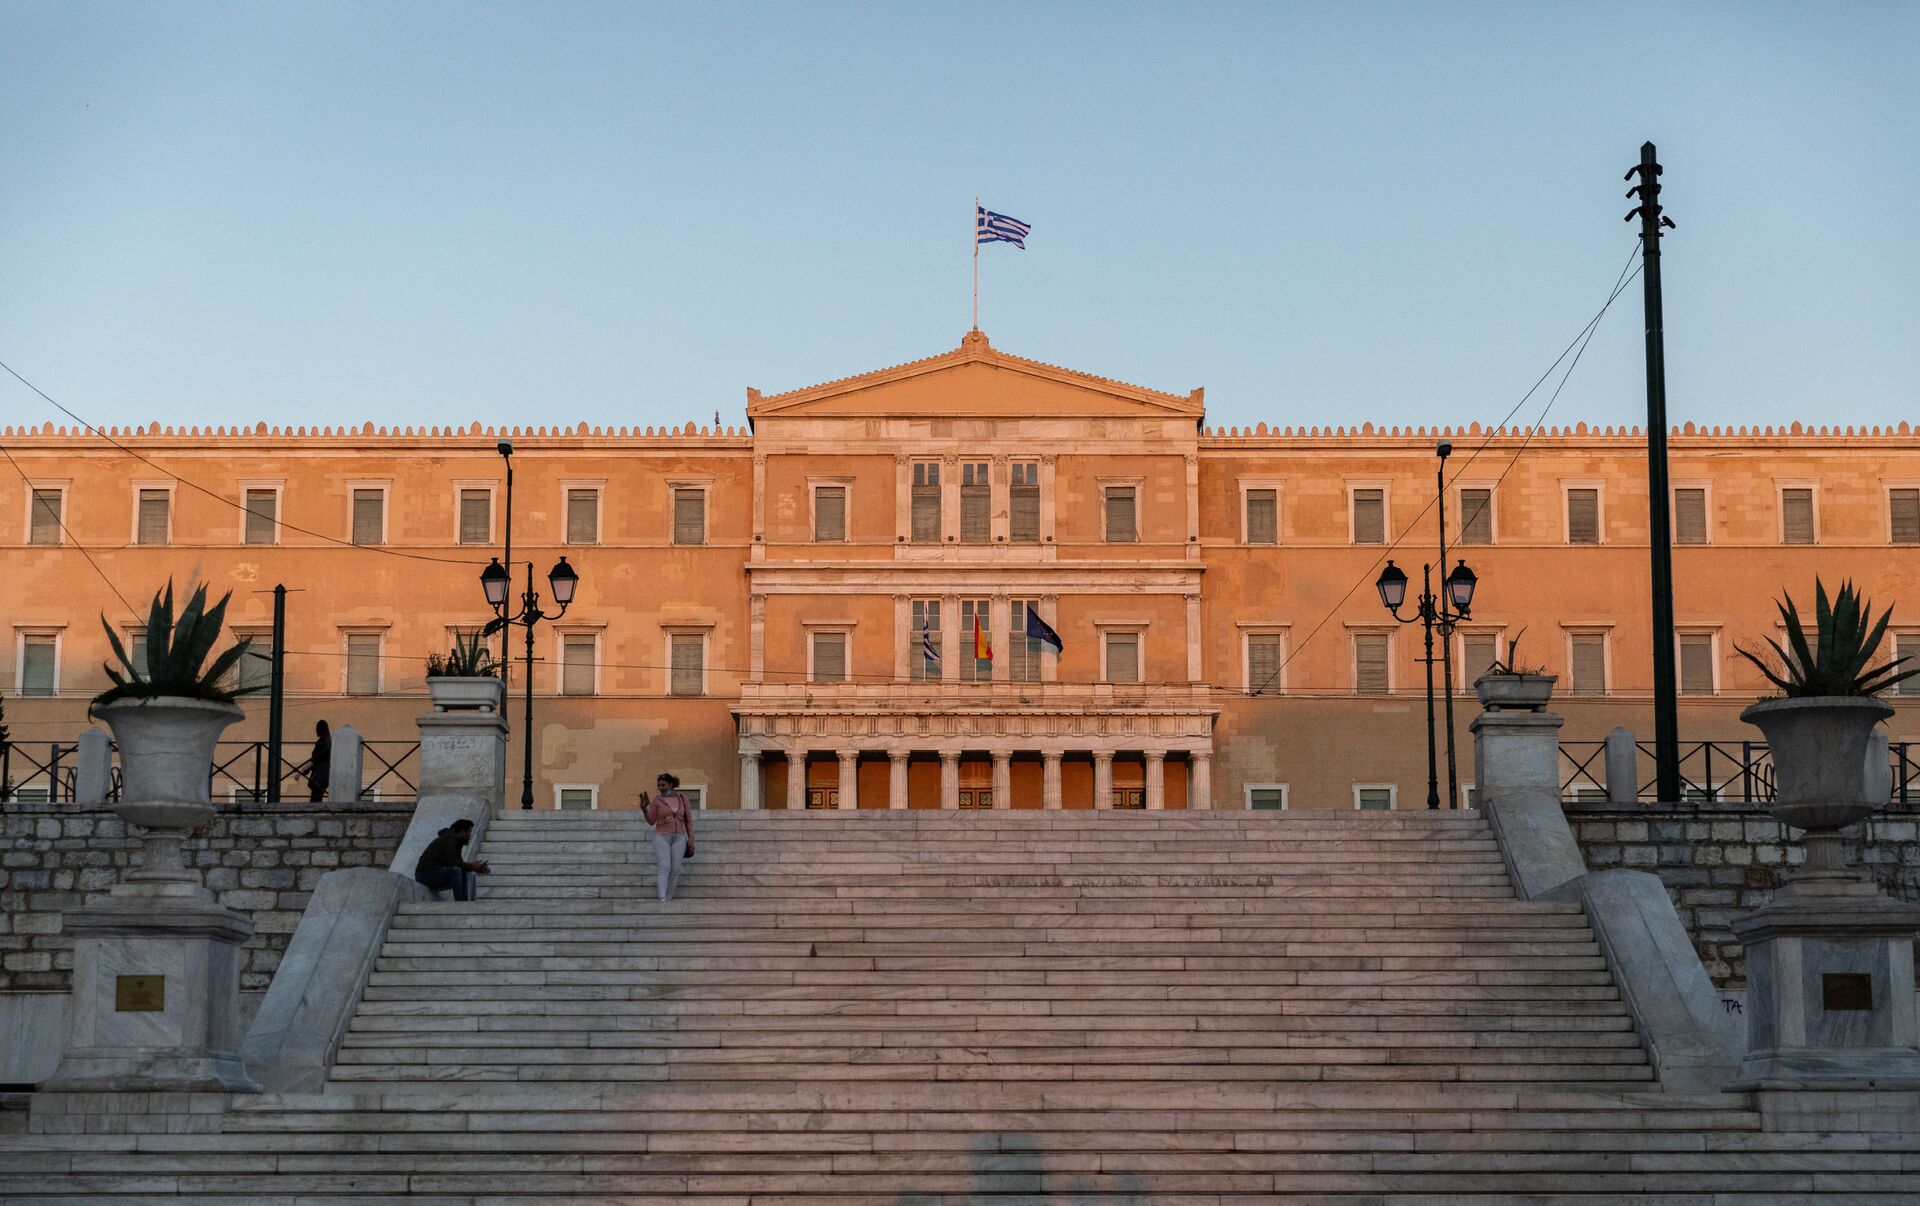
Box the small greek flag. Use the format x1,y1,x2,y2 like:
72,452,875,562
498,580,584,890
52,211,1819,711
977,206,1031,249
1024,608,1063,655
921,620,941,668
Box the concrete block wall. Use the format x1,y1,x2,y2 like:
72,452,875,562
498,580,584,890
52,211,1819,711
0,802,412,993
1567,802,1920,990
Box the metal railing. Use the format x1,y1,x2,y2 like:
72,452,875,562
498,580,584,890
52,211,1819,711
1560,738,1915,808
0,739,419,807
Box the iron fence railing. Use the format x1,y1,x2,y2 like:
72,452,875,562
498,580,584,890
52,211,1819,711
1560,738,1915,808
0,739,419,807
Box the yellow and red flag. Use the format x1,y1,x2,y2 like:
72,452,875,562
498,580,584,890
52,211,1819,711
973,614,992,662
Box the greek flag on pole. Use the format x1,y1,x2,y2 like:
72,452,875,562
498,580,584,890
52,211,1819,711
1024,608,1064,655
921,620,941,668
977,206,1031,249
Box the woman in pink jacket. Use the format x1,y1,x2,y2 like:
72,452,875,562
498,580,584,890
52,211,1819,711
640,773,695,902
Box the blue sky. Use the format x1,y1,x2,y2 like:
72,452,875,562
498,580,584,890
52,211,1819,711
2,2,1914,434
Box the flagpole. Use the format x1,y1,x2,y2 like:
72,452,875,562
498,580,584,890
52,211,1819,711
972,195,979,330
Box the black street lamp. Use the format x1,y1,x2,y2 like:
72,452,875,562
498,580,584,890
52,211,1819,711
482,555,580,809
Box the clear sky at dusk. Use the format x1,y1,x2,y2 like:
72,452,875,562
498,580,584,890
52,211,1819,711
2,2,1914,435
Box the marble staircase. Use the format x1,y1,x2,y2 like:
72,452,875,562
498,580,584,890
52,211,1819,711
6,808,1920,1202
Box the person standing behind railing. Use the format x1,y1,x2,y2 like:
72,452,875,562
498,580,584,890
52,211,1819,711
305,720,331,803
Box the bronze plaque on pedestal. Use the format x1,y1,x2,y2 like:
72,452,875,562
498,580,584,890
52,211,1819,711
1822,973,1873,1012
115,975,165,1012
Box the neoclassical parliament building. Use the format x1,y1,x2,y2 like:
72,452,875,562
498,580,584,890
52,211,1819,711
6,331,1919,810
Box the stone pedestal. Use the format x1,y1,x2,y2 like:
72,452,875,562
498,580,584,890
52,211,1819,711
1729,875,1920,1091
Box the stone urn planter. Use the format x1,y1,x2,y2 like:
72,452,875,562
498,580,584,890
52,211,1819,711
92,696,243,891
427,675,506,713
1475,672,1557,713
1740,695,1893,876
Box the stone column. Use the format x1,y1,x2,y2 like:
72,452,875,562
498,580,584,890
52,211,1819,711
1189,751,1212,810
836,749,859,810
786,750,807,811
991,594,1011,683
1471,691,1584,900
888,750,910,809
327,725,363,804
1042,751,1064,810
1604,726,1637,805
739,752,762,811
1093,751,1114,811
1144,750,1167,810
991,750,1012,809
75,726,111,806
939,752,961,810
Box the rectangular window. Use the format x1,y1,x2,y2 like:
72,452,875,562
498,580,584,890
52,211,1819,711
137,488,170,545
1104,486,1138,543
127,628,148,670
672,488,706,545
681,787,704,810
1245,488,1278,545
1353,633,1389,693
1008,599,1041,683
910,599,942,682
1679,633,1715,695
1898,634,1920,698
813,486,846,542
1781,487,1814,545
669,633,704,697
20,634,58,695
1675,487,1707,545
1356,786,1395,811
1103,631,1140,684
351,489,384,546
1460,632,1499,688
1890,489,1920,545
1351,488,1384,544
1570,633,1607,696
345,633,382,696
960,462,990,544
458,489,491,545
566,488,600,544
1247,786,1287,810
911,462,941,542
561,633,597,696
234,632,272,694
1010,462,1039,543
29,488,63,545
1246,633,1282,695
811,631,847,683
959,598,991,682
557,786,596,811
1457,488,1492,545
243,489,277,545
1566,488,1600,544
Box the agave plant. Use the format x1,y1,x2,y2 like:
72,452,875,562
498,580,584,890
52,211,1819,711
1736,577,1919,698
93,580,261,707
425,630,497,678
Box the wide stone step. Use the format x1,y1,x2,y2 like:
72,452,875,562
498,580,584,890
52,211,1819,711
350,994,1635,1018
346,1009,1639,1034
337,1026,1646,1051
394,898,1585,919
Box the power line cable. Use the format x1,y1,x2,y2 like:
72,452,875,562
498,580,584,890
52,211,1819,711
0,442,140,619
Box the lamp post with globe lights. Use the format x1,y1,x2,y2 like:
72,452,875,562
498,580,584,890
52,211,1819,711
481,555,579,810
1375,555,1478,810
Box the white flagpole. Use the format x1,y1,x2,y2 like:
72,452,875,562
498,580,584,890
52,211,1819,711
972,196,980,331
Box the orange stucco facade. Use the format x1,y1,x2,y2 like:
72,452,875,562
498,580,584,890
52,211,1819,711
5,330,1918,810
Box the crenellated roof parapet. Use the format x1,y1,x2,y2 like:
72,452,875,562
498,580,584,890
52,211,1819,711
1199,418,1919,447
0,420,756,448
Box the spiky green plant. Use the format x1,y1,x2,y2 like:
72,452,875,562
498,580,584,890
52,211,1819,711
93,580,261,707
425,631,497,679
1736,578,1920,698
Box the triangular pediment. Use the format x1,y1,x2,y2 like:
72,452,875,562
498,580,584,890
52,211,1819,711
746,330,1203,421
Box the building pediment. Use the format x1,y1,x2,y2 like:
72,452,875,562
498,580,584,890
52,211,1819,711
746,330,1204,423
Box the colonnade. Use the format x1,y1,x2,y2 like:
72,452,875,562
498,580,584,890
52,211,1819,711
736,748,1212,811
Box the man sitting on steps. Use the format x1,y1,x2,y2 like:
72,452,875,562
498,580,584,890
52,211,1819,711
414,818,491,901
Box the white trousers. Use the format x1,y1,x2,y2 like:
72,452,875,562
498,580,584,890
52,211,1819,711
652,834,687,901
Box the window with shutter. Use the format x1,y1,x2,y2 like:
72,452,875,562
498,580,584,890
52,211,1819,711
137,489,170,545
1104,632,1140,684
557,787,595,811
243,489,277,544
351,489,383,545
345,634,381,695
1890,489,1920,544
1356,787,1394,811
1245,489,1277,545
960,598,991,681
910,599,941,682
127,629,148,671
1898,635,1920,698
1674,488,1707,545
233,633,272,694
1009,463,1039,542
1104,487,1137,542
566,488,600,544
1351,489,1384,544
20,635,57,695
669,634,704,696
811,632,847,683
561,634,597,696
1679,633,1715,695
911,462,941,542
1008,599,1041,682
1781,488,1814,545
29,488,63,545
458,489,490,544
1566,488,1599,544
1460,633,1498,688
1570,634,1607,695
1247,787,1286,810
813,486,846,542
672,488,706,545
1246,633,1282,694
1457,488,1492,544
1353,633,1389,693
960,463,989,544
